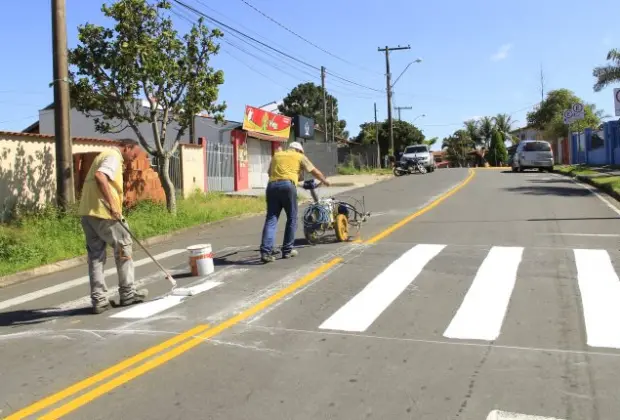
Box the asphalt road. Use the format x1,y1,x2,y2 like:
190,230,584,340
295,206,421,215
2,168,620,420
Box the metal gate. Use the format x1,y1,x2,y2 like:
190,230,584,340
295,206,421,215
151,150,183,196
207,142,234,192
248,138,271,188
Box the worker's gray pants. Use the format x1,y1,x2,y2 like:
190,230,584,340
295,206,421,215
81,216,136,307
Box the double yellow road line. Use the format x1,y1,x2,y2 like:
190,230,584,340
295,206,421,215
7,169,476,419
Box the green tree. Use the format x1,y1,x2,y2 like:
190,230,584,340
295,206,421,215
382,119,425,155
488,129,508,166
354,122,378,145
593,48,620,91
478,116,494,148
442,129,472,167
278,82,348,139
526,89,601,139
424,137,438,148
463,119,482,147
68,0,225,214
355,119,424,155
493,113,514,143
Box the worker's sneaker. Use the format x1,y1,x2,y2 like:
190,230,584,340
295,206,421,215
282,249,298,259
119,288,149,306
92,301,111,314
261,254,276,263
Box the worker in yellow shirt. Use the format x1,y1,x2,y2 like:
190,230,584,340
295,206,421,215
260,141,330,263
78,143,148,314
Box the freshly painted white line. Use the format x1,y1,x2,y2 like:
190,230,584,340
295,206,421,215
0,249,185,311
443,246,523,341
319,244,445,332
110,280,222,319
574,249,620,348
537,233,620,237
487,409,566,419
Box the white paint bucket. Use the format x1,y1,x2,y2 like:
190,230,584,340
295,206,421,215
187,244,214,276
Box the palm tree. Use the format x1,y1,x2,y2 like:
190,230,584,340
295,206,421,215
593,48,620,92
424,137,438,148
478,117,494,149
463,120,482,147
442,130,472,167
493,113,514,144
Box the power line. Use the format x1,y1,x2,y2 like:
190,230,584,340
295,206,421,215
171,0,383,94
237,0,382,76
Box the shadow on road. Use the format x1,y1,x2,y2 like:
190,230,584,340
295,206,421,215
0,307,92,327
504,185,591,197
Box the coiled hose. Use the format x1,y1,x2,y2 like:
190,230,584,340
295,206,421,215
303,202,331,229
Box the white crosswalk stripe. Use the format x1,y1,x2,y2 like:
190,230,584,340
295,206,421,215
574,249,620,348
318,244,620,350
443,246,523,340
319,244,445,332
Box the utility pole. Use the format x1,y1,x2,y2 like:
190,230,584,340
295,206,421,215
374,102,380,168
394,105,412,121
321,66,328,142
378,45,410,155
330,98,335,142
539,63,546,104
52,0,74,209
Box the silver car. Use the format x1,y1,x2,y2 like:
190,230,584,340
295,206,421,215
511,140,554,172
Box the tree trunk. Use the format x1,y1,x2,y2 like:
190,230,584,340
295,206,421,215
157,155,177,215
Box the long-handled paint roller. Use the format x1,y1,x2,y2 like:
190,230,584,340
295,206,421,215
99,199,194,297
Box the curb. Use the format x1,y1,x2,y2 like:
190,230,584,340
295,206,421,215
0,212,263,289
555,170,620,203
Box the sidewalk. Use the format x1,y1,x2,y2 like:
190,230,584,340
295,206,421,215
228,174,392,199
555,164,620,201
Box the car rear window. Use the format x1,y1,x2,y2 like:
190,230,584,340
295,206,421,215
523,142,551,152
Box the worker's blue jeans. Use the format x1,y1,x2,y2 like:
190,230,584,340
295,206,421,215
260,180,298,256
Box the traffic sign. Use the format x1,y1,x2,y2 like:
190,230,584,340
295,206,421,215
614,88,620,117
563,107,584,124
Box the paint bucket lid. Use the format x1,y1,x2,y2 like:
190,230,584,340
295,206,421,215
187,244,212,251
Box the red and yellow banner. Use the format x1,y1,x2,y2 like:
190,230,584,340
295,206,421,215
242,105,291,139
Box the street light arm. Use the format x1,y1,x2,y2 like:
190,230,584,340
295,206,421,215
390,58,422,89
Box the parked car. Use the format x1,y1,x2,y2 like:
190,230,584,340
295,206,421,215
511,140,554,172
401,144,435,173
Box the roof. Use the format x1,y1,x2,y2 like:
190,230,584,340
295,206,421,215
246,131,288,142
0,130,126,144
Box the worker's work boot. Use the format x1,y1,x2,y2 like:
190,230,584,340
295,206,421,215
282,249,298,259
92,300,111,314
119,288,149,306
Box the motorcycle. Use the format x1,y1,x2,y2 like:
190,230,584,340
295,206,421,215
393,157,427,176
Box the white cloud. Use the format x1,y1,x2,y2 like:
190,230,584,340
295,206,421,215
490,44,512,61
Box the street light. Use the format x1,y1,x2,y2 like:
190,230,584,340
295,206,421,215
391,58,422,89
412,113,426,123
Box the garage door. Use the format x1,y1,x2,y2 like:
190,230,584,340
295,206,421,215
248,138,272,188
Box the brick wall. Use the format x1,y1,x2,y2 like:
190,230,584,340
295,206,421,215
74,148,166,208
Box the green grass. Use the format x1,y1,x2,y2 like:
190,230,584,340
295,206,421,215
337,164,392,176
0,192,265,277
554,165,620,197
588,175,620,196
554,164,599,176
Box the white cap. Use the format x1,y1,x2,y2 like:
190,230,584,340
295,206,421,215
289,141,304,153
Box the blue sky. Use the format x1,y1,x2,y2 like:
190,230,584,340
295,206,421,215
0,0,617,149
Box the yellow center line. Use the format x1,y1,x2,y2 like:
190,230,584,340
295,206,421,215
364,168,476,244
4,324,211,420
31,257,343,420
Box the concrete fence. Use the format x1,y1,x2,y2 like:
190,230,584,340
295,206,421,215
0,131,206,221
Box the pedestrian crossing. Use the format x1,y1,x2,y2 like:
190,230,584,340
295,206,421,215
318,244,620,350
